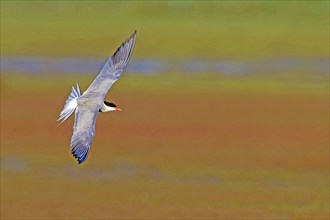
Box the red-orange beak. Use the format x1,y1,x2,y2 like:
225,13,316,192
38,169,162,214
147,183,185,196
115,107,122,112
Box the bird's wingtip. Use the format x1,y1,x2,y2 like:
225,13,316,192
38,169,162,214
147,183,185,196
130,30,137,40
71,147,89,164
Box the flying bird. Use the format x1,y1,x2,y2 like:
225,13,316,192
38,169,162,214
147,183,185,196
58,31,137,164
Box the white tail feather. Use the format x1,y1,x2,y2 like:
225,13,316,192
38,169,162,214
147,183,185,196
58,83,81,124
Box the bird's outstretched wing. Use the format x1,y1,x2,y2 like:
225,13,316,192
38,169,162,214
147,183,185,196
70,106,98,164
83,31,137,100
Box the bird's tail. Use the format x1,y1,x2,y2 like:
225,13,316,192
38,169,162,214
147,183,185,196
57,83,81,124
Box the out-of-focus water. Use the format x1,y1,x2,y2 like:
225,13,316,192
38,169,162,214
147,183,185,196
1,57,329,75
1,157,221,184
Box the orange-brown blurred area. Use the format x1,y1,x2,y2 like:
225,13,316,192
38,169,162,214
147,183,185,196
1,73,329,219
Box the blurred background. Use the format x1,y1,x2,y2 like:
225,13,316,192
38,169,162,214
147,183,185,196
1,1,329,219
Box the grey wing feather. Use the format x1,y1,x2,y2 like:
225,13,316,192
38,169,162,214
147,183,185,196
70,106,98,164
83,31,137,100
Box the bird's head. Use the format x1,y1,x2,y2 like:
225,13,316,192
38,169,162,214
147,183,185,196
99,101,122,112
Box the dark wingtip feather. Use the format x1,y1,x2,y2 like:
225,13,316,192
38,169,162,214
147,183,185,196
102,30,136,81
70,133,93,164
71,147,89,164
112,30,136,65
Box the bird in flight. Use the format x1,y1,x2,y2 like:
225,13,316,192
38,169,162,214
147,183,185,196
58,31,137,164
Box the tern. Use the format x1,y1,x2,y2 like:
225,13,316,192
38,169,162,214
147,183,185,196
58,31,136,164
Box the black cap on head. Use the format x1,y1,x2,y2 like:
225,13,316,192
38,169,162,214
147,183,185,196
104,101,117,107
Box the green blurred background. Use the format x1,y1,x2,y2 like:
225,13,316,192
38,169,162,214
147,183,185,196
1,1,329,219
1,1,329,58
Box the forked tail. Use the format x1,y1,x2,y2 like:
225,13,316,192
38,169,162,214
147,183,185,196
57,83,81,124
